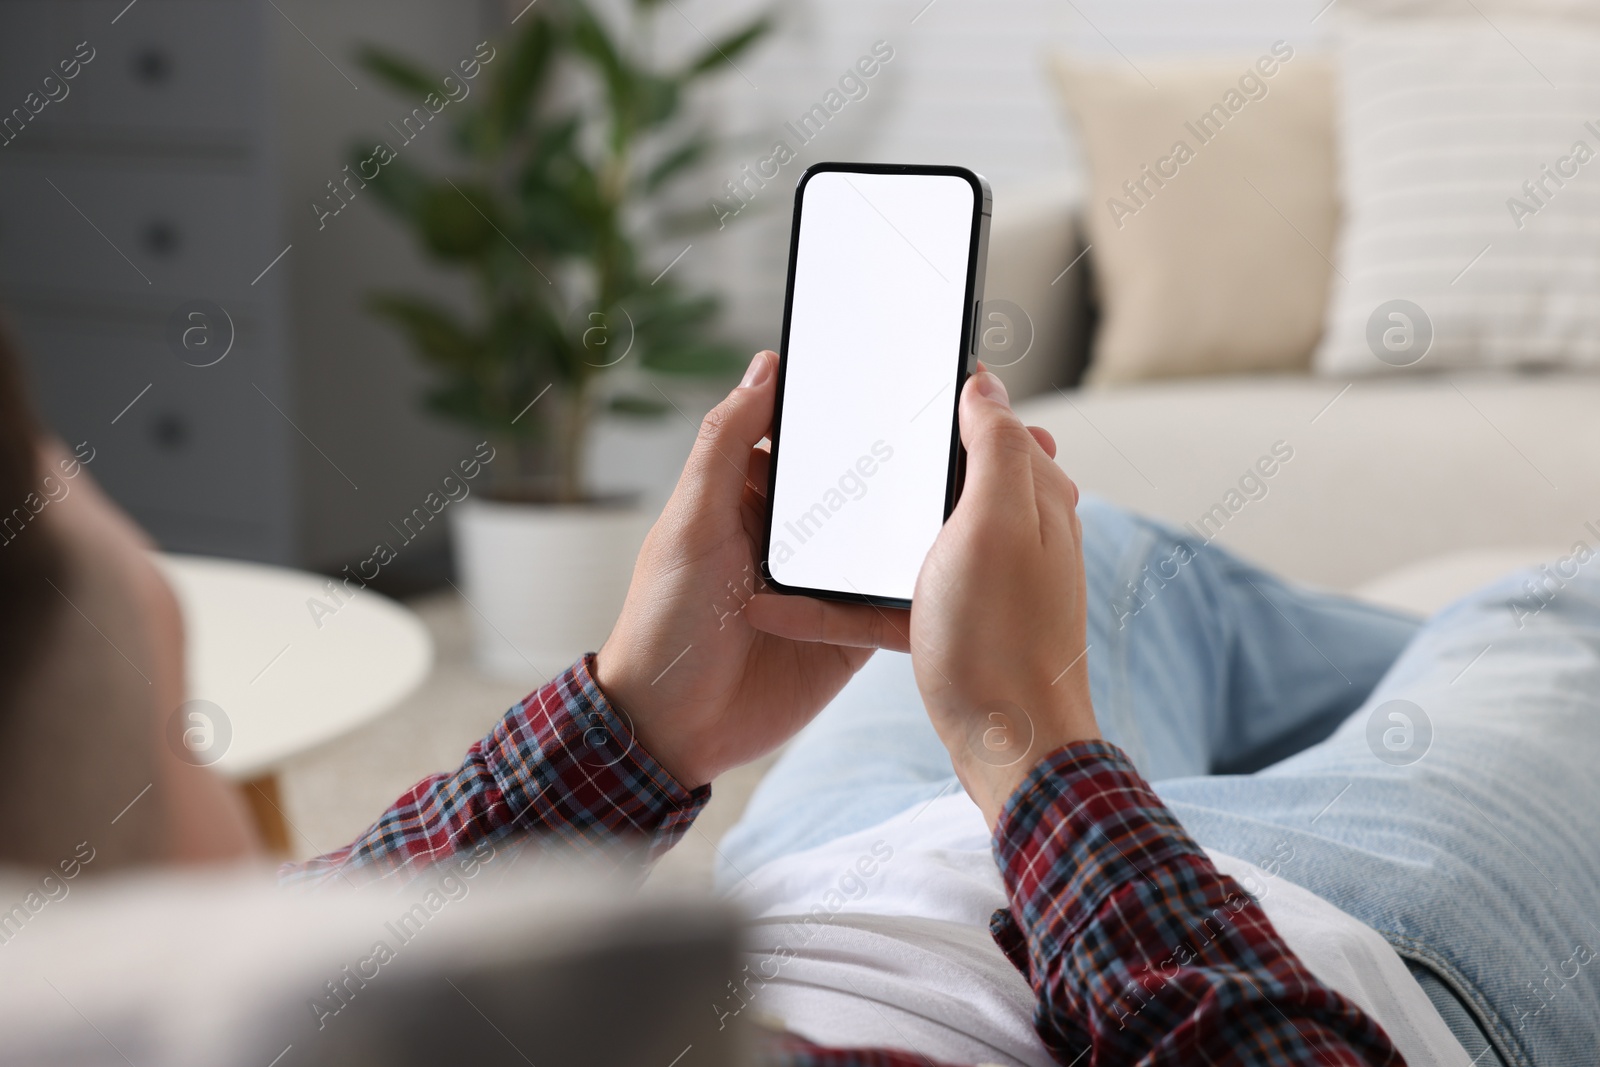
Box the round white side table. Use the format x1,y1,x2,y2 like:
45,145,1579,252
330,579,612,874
158,554,434,851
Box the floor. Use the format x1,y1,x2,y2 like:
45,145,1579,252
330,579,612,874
276,592,779,890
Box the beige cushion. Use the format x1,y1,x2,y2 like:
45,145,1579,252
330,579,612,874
1049,51,1338,385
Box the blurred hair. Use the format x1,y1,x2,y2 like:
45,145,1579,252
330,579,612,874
0,314,65,714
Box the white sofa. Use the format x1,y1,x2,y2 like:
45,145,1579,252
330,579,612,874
986,192,1600,594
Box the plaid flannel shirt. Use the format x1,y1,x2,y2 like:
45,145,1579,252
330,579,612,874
285,656,1403,1066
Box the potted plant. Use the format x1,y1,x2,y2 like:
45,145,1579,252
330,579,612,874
357,0,770,678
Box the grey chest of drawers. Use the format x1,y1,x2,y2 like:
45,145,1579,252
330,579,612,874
1,0,297,563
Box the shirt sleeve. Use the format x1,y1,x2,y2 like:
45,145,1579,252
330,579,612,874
279,654,709,888
988,739,1405,1066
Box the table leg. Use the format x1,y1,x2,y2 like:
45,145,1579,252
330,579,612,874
242,772,293,855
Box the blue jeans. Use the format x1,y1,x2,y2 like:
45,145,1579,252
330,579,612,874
719,497,1600,1067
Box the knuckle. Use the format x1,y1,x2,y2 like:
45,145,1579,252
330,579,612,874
696,401,734,446
974,419,1033,458
1043,462,1078,500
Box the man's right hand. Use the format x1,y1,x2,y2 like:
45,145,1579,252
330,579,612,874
910,371,1102,827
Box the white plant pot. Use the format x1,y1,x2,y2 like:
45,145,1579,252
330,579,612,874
449,496,652,681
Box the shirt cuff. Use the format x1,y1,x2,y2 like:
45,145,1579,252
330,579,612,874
488,654,712,860
989,739,1207,983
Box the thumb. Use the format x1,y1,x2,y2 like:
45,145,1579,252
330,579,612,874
686,350,776,499
957,371,1037,515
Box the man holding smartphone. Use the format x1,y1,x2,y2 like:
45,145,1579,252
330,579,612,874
288,344,1600,1067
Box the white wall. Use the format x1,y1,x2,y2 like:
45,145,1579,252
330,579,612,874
665,0,1331,349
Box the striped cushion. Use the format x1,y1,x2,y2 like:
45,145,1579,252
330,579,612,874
1338,0,1600,18
1315,19,1600,374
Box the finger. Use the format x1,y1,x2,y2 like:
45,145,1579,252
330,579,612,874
1024,420,1076,509
686,351,777,502
745,594,912,653
1027,425,1056,459
1032,449,1081,533
957,371,1039,516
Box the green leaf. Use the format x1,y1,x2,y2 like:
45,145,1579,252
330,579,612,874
570,7,627,92
424,380,497,430
515,116,603,254
640,342,746,377
656,203,738,237
632,73,680,129
419,182,502,259
684,15,773,79
357,46,442,98
368,294,481,370
631,288,720,332
607,393,672,417
353,151,433,221
644,136,709,191
487,299,567,377
353,5,755,465
488,16,558,139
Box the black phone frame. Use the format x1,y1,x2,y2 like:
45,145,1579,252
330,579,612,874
758,160,992,609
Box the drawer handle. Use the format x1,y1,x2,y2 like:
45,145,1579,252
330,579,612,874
142,220,181,259
151,412,190,451
132,46,173,86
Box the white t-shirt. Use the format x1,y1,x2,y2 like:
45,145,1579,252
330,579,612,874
723,792,1472,1067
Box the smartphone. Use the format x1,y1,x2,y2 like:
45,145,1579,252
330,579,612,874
761,162,992,607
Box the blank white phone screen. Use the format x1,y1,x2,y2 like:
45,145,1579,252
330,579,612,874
768,171,976,602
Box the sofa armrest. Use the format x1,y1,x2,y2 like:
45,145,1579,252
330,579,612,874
984,184,1091,399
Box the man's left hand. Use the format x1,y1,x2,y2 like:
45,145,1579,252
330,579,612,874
594,350,910,789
